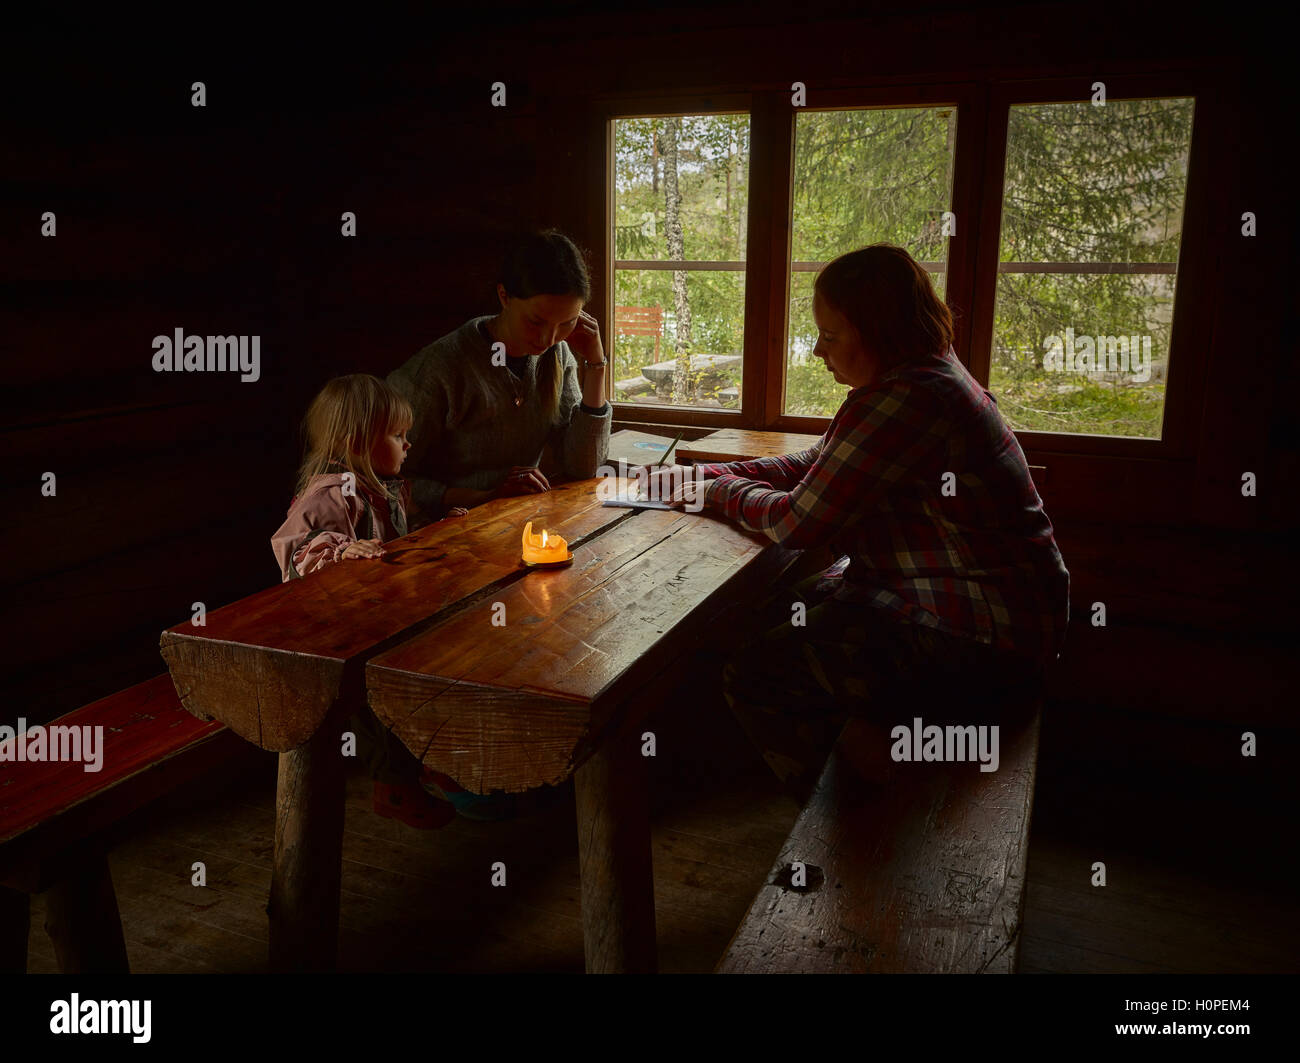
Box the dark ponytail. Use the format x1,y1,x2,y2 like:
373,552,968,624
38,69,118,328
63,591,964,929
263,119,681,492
500,229,590,420
500,229,591,302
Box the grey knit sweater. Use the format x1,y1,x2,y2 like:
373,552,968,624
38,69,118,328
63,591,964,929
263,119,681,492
387,316,612,516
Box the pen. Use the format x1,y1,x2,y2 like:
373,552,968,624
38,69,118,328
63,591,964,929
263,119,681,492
656,432,684,468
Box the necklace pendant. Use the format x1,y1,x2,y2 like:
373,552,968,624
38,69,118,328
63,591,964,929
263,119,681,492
514,396,522,407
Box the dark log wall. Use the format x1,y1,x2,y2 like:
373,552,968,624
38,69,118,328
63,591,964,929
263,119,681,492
4,6,1293,793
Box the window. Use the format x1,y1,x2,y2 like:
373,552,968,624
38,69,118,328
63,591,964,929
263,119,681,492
987,97,1195,439
611,113,750,412
786,105,957,417
603,78,1205,467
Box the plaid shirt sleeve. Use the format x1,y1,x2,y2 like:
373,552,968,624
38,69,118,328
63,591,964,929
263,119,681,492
699,379,948,551
691,437,825,492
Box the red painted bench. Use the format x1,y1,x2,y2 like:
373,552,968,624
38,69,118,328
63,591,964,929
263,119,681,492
716,695,1042,974
0,675,247,973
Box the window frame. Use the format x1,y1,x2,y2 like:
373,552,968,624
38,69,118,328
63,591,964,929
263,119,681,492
971,73,1211,460
598,72,1214,462
600,92,754,429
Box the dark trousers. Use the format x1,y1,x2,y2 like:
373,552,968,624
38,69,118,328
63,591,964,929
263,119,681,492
722,570,1042,800
347,707,423,786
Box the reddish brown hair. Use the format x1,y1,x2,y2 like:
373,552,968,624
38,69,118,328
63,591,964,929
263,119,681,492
814,244,954,369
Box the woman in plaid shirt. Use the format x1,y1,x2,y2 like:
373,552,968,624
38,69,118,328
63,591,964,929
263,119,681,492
647,245,1069,799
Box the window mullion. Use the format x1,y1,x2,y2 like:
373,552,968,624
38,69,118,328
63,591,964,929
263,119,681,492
968,88,1010,386
743,92,794,428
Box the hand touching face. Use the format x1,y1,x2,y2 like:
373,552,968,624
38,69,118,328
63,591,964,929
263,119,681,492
564,309,605,365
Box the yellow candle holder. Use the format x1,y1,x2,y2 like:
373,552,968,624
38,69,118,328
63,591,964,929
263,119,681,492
521,521,573,567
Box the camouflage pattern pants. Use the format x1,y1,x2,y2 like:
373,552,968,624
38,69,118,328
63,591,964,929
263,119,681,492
722,571,1042,801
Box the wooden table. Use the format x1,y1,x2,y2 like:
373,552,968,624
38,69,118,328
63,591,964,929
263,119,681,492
159,469,799,972
678,428,1048,492
640,354,742,401
159,482,629,970
676,428,824,465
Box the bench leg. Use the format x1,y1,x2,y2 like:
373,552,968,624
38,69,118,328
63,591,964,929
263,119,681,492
1,886,30,974
268,718,346,972
574,730,657,974
43,853,130,974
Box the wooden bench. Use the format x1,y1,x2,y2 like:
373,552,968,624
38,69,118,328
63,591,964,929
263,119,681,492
0,675,247,973
716,695,1042,973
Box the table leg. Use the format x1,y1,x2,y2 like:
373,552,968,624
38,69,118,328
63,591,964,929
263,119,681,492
43,851,130,973
268,716,346,972
573,729,657,974
1,885,30,974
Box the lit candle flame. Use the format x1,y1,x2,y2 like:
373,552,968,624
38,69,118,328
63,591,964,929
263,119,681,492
522,521,568,564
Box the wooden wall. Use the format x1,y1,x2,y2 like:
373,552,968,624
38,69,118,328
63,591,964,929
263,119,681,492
4,7,1293,790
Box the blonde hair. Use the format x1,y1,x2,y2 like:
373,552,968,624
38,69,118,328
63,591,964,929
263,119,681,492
294,374,413,501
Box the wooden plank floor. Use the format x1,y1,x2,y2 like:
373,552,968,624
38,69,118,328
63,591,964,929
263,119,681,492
23,679,1297,973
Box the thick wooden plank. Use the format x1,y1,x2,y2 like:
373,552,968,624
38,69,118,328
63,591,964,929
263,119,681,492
3,519,276,683
160,480,633,751
677,428,823,464
0,676,246,888
367,497,794,792
4,424,288,589
0,677,215,842
717,706,1041,974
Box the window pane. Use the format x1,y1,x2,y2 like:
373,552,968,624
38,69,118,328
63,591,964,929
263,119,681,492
613,115,750,262
612,114,750,411
612,268,745,409
784,106,957,416
786,266,945,417
989,98,1195,439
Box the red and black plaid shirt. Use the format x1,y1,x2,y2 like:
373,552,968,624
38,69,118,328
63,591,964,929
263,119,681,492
694,348,1070,662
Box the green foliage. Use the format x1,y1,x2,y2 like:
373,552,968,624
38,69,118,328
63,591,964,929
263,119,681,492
612,97,1194,437
990,99,1192,438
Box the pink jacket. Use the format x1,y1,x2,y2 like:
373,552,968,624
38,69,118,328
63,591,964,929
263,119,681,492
271,472,408,582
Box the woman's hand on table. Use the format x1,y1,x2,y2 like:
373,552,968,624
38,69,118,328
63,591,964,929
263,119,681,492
495,465,551,497
341,538,386,560
626,463,711,508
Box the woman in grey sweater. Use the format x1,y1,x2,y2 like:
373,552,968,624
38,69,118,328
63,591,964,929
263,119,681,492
388,230,612,523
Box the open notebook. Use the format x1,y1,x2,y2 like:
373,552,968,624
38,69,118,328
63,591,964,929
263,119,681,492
599,483,678,510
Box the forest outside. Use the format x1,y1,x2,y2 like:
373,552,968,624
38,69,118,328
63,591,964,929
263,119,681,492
612,97,1193,439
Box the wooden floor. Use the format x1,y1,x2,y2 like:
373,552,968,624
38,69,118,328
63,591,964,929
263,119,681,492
22,681,1297,974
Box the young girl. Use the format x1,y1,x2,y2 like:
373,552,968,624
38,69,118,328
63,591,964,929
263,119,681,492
271,374,470,828
272,374,467,581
